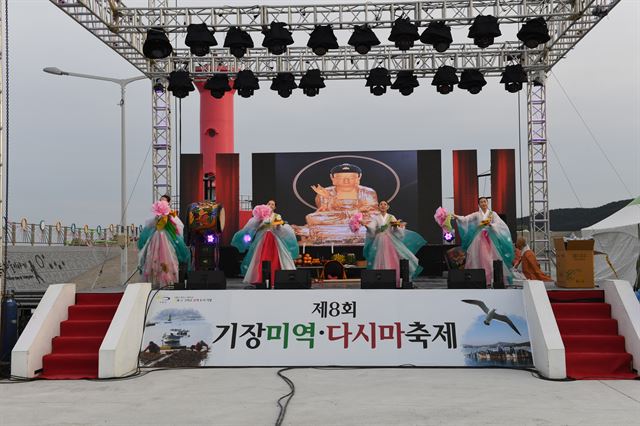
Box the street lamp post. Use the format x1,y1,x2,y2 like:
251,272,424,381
43,67,147,285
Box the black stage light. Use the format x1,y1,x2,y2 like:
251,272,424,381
307,25,339,56
457,69,487,94
432,65,459,94
388,17,420,51
500,64,528,93
143,27,173,59
270,72,297,98
204,74,232,99
262,22,294,55
298,69,326,97
468,15,501,49
365,67,392,96
517,17,551,49
185,23,217,57
391,70,419,96
420,21,453,53
224,26,254,59
233,70,260,98
167,70,195,99
348,24,380,54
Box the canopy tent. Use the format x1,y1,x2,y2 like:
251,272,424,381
581,197,640,288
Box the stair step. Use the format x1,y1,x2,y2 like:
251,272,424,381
52,336,104,354
551,302,611,319
562,335,627,353
565,352,635,379
556,318,618,335
547,290,604,303
60,320,111,337
75,292,123,306
68,304,118,321
42,353,99,379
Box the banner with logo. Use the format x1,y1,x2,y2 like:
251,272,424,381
139,290,533,368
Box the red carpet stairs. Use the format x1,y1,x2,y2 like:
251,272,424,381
549,290,637,380
40,293,123,379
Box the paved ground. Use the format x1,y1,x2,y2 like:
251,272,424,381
1,368,638,425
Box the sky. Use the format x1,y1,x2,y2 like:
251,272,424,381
5,0,639,228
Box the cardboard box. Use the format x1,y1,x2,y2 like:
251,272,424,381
554,238,595,288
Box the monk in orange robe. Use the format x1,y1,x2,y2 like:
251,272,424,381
514,237,552,281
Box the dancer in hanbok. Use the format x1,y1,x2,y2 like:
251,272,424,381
452,197,514,286
231,200,299,285
351,201,426,286
138,196,191,288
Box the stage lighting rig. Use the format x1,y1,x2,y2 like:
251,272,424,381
204,74,232,99
270,72,297,98
517,17,551,49
468,15,501,49
348,24,380,54
167,69,195,98
299,69,326,97
143,27,173,59
152,79,165,95
365,67,392,96
432,66,459,94
420,21,453,53
307,25,339,56
391,70,419,96
500,64,528,93
262,22,294,55
223,27,254,59
457,69,487,94
388,17,420,51
185,23,217,57
233,70,260,98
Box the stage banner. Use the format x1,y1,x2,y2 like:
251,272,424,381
139,290,533,368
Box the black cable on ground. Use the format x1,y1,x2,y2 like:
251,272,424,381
275,367,296,426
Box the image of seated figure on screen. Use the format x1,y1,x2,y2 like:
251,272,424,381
298,163,379,245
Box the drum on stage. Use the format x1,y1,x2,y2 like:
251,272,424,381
187,201,226,234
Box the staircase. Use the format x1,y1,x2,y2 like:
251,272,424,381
40,293,123,379
549,290,637,380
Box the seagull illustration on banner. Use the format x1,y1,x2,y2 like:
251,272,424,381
461,299,521,335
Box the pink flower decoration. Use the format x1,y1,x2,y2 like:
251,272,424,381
434,206,453,232
253,204,272,221
349,212,364,233
152,200,171,216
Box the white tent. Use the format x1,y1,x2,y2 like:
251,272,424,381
581,197,640,287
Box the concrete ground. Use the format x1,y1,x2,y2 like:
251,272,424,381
1,368,638,425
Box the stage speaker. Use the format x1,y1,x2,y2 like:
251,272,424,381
399,259,412,289
361,269,397,289
187,270,227,290
261,261,271,286
195,244,218,270
274,269,312,289
493,260,505,289
447,269,486,289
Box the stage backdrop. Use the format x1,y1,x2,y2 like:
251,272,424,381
139,290,533,367
252,150,442,245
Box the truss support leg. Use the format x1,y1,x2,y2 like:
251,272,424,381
151,79,172,203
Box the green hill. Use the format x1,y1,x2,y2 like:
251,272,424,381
519,199,632,231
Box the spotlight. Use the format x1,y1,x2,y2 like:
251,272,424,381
299,69,325,97
205,232,219,245
468,15,501,49
388,17,420,51
233,70,260,98
307,25,338,56
443,230,455,243
420,21,453,53
432,65,459,94
224,26,254,59
365,67,392,96
270,72,297,98
243,234,252,244
167,70,195,99
143,27,173,59
500,64,528,93
262,22,294,55
204,74,232,99
391,70,419,96
153,79,165,95
458,69,486,94
517,17,551,49
348,24,380,54
185,23,217,57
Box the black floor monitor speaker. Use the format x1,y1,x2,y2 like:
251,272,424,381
447,269,487,289
187,270,227,289
361,269,397,289
274,269,311,289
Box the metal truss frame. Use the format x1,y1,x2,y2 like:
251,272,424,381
151,78,172,202
0,1,4,289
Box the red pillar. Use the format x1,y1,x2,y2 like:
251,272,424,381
195,82,235,176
